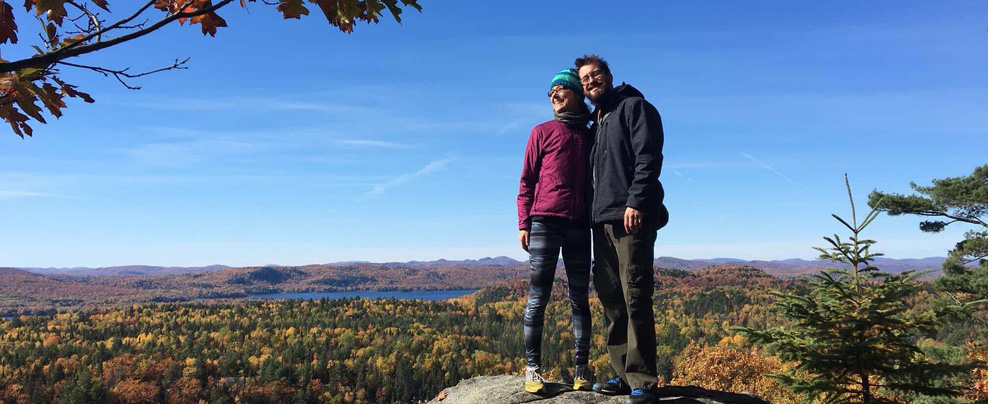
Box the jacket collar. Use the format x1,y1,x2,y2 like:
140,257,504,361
595,83,644,118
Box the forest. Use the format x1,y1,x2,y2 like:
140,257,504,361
1,264,984,404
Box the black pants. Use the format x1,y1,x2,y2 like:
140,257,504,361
524,218,592,368
592,222,658,390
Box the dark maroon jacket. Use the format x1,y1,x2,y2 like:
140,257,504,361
517,119,592,230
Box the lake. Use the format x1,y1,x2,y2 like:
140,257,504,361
247,289,478,301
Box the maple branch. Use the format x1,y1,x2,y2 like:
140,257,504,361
58,58,190,90
65,1,103,42
55,0,158,55
0,0,234,74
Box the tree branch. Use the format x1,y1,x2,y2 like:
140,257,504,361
58,58,190,90
907,209,984,227
57,0,158,54
65,0,103,42
945,291,988,328
0,0,234,73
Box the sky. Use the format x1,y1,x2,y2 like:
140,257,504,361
1,0,986,267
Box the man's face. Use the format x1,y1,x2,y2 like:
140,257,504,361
578,63,612,105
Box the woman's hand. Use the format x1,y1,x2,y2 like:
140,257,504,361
519,230,530,252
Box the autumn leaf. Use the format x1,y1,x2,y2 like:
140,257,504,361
45,21,56,43
13,97,45,123
363,0,385,23
0,103,33,137
10,79,47,123
90,0,109,11
382,0,418,22
58,34,85,48
37,82,65,118
152,0,169,12
276,0,308,19
310,0,355,32
177,4,196,25
34,0,67,26
51,76,94,103
0,1,17,44
192,11,227,37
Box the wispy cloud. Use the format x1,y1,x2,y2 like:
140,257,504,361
672,170,694,182
126,97,383,115
0,190,70,199
665,161,748,169
495,102,549,137
123,138,259,166
364,156,455,197
334,139,411,149
739,152,798,184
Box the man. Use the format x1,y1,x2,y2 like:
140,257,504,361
576,54,669,404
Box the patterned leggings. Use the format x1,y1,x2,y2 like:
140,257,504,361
523,218,592,367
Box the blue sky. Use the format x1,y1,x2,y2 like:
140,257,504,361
1,0,985,267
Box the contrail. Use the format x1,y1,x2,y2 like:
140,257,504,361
739,152,797,184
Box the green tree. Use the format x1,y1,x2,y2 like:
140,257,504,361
868,165,988,324
736,176,971,403
0,0,421,137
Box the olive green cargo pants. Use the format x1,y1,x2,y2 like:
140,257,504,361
592,222,658,390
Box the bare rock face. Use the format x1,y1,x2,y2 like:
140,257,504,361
427,376,771,404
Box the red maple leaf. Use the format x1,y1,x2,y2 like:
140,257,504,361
276,0,308,19
0,1,18,44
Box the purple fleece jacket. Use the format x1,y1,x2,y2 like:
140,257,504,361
517,119,592,230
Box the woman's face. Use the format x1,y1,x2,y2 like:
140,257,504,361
549,85,581,114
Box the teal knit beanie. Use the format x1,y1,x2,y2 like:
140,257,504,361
549,68,583,96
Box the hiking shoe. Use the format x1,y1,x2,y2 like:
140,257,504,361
524,366,546,394
573,365,593,391
625,388,657,404
592,377,630,395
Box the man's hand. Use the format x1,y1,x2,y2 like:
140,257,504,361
624,207,643,234
519,230,530,252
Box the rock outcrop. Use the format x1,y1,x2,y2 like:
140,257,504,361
428,376,771,404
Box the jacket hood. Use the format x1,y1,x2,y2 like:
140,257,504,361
600,83,645,112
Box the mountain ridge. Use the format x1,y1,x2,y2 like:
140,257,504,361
15,256,946,277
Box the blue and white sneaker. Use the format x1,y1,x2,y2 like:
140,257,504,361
592,377,631,395
625,388,657,404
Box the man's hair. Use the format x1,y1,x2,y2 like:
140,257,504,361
574,54,611,75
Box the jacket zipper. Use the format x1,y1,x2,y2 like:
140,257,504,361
591,112,609,223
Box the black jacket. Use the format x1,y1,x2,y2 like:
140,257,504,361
589,83,669,229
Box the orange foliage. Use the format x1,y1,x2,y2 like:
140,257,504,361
165,376,202,404
968,341,988,401
671,336,798,404
109,378,159,404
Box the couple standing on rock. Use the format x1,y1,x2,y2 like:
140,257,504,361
516,54,669,404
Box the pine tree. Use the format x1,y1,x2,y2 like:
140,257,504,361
868,165,988,327
736,176,971,403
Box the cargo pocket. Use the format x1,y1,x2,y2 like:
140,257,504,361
627,265,654,301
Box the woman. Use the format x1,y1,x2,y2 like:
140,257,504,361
516,68,594,394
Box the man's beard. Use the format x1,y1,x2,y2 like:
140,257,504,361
585,83,611,105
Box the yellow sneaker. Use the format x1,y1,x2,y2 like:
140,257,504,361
573,365,593,391
525,366,546,394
